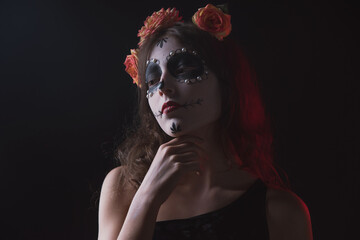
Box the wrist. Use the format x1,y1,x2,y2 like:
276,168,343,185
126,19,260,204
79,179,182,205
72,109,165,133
133,186,162,210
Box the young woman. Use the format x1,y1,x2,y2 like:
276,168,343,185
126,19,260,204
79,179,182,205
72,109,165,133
98,5,313,240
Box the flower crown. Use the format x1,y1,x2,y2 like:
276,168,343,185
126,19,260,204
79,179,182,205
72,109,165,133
124,4,232,87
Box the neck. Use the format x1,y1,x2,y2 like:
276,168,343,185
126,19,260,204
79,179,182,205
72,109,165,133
174,123,236,195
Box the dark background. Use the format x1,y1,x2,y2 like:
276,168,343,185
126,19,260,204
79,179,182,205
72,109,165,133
1,0,358,239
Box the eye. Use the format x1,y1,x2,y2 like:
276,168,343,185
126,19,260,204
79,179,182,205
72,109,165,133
147,78,160,86
145,62,162,86
167,52,204,80
175,66,197,75
175,66,185,74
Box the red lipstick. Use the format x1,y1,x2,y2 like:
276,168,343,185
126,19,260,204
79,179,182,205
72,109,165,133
161,101,181,114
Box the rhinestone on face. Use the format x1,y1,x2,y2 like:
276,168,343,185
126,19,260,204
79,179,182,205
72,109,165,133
184,79,190,84
205,71,209,75
169,51,174,56
197,76,202,81
192,50,197,55
147,58,160,65
181,48,186,52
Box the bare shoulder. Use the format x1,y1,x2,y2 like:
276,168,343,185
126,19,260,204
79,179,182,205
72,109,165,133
98,166,136,240
266,187,313,240
100,166,136,197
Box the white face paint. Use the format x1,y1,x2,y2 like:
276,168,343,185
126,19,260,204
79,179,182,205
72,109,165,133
147,36,222,137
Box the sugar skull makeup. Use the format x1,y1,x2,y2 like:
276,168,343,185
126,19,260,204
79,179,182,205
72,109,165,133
145,58,164,97
166,48,207,83
146,35,222,137
145,48,209,98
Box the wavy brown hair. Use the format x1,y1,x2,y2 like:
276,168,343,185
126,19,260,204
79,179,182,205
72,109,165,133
115,22,287,190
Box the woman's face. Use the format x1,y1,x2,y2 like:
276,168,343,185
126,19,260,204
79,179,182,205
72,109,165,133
146,35,222,137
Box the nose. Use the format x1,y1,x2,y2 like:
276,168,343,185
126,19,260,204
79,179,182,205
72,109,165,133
158,71,175,97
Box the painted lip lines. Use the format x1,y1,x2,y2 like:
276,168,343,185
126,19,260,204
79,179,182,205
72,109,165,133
161,101,181,114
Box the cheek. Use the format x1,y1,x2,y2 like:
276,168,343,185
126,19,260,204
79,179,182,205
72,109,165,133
148,96,163,119
148,99,157,114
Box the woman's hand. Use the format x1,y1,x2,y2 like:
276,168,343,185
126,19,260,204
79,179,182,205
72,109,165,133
137,135,207,207
105,135,207,240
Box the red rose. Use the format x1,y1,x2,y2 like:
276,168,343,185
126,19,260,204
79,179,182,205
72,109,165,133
124,49,140,86
137,8,182,47
192,4,232,40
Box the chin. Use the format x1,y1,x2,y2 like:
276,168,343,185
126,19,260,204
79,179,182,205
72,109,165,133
161,119,186,137
165,127,204,138
160,117,218,138
166,131,185,138
164,121,197,137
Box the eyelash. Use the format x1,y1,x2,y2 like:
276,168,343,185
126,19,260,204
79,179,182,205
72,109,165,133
147,65,198,85
148,78,160,86
175,65,197,74
145,48,204,86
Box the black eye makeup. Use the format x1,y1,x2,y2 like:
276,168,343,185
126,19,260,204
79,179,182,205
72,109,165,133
167,48,208,84
145,59,163,99
145,48,209,99
146,81,164,98
145,58,162,86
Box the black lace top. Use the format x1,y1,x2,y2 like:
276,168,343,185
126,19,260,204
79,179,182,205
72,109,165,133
153,179,269,240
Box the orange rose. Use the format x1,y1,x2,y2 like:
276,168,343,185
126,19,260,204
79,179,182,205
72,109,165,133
124,49,140,86
137,8,182,47
192,4,231,40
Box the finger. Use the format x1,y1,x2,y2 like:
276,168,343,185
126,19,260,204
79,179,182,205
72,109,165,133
176,146,208,172
164,143,208,161
172,156,201,172
168,142,206,153
170,143,208,158
170,151,199,164
164,135,204,146
178,161,201,173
